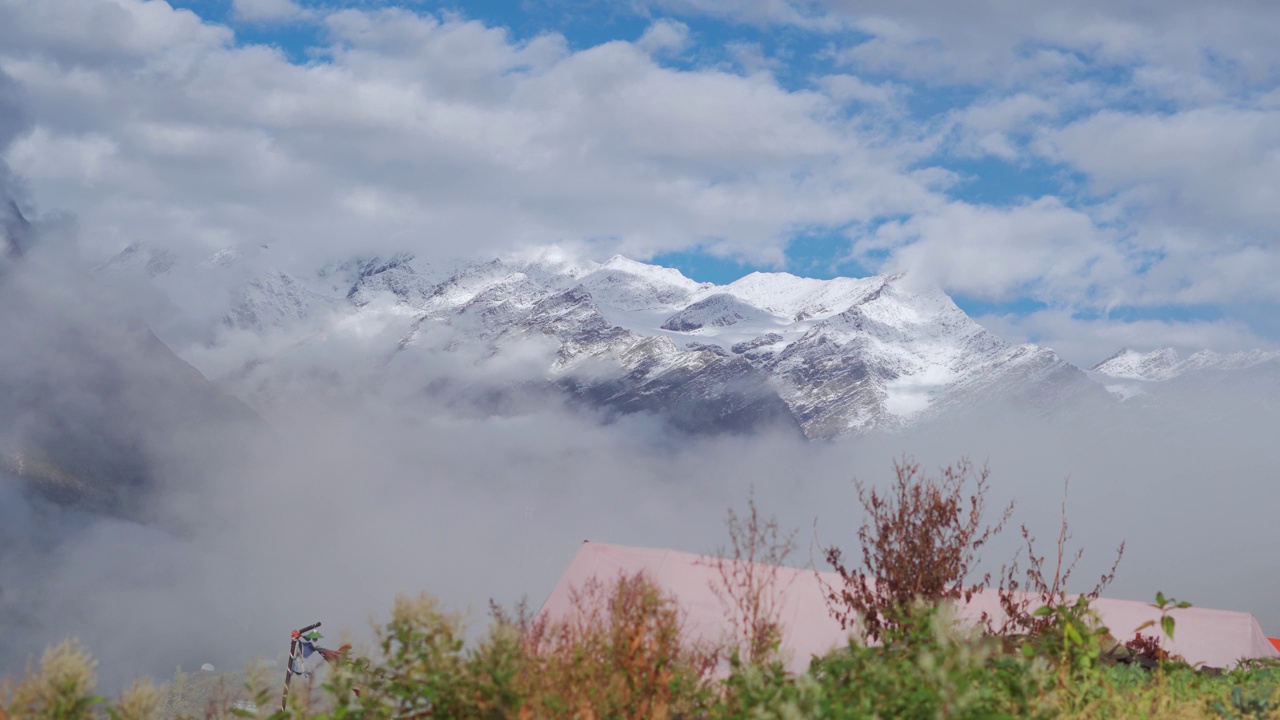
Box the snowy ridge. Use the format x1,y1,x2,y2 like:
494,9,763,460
96,242,178,277
101,247,1106,437
1093,347,1280,381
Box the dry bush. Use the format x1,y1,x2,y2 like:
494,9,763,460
112,680,161,720
1,640,100,720
820,456,1013,642
522,571,718,720
704,486,798,665
996,478,1124,637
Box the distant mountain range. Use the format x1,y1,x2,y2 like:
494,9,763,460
96,243,1278,439
1088,346,1280,412
1092,347,1280,382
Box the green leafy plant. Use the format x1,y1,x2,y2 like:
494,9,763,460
1137,591,1193,645
1211,685,1280,719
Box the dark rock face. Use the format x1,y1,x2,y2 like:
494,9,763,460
731,333,783,355
685,342,729,357
559,356,804,437
0,317,261,519
1,198,32,259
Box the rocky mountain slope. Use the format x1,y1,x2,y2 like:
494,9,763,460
2,212,260,519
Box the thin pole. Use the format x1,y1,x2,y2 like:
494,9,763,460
280,622,321,713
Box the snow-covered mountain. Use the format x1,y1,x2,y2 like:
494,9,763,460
1090,346,1280,407
102,246,1109,438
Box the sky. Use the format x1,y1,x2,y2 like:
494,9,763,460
0,0,1278,364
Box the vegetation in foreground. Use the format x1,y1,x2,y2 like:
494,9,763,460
4,458,1278,719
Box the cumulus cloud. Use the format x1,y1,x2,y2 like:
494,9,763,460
860,198,1128,306
946,93,1060,161
669,0,1280,92
818,73,906,112
976,310,1276,368
232,0,306,24
648,0,1280,330
2,0,1278,360
1042,108,1280,239
0,1,938,271
636,19,690,55
645,0,842,31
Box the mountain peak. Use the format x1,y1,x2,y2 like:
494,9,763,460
1091,347,1183,380
596,255,698,284
97,242,179,276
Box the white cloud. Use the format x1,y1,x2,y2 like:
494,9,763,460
1042,108,1280,237
976,309,1275,368
232,0,305,23
636,19,690,55
645,0,843,31
0,0,230,69
1031,107,1280,306
946,93,1058,160
1,0,1278,344
0,2,943,269
860,198,1126,305
670,0,1280,93
242,0,307,23
819,73,905,111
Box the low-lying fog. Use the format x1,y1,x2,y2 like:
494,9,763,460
3,243,1276,689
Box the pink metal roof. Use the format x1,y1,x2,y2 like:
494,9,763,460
537,541,1280,672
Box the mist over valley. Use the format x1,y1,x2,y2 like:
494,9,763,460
2,0,1279,690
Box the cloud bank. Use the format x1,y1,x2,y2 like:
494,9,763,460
2,244,1277,689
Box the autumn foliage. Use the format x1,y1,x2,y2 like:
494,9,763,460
821,456,1012,641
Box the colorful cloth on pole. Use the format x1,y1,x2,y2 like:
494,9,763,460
300,630,323,658
289,629,350,675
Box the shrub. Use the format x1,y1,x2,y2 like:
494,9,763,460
805,603,1052,720
522,571,718,720
995,477,1124,638
820,456,1012,642
2,641,101,720
321,592,469,720
0,641,164,720
705,486,798,666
